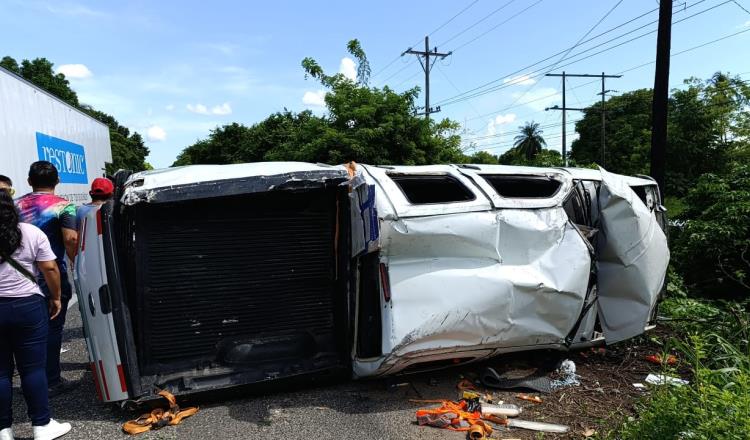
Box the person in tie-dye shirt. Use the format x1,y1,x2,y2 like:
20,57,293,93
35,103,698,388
15,161,79,398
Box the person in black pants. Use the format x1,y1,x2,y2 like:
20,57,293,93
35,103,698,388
0,189,72,439
14,162,79,397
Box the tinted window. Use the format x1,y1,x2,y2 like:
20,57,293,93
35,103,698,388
481,175,562,198
388,174,475,204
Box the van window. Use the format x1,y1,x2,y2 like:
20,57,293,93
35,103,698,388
480,175,562,198
388,174,475,204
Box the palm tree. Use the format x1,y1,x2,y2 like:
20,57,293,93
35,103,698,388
513,121,547,161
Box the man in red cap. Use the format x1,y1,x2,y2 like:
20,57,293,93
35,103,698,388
75,177,115,232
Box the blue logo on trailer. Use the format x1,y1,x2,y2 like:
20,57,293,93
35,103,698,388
35,132,88,184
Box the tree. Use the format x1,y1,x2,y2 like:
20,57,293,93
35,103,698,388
80,106,150,174
175,40,465,166
2,55,150,173
570,73,750,196
672,163,750,298
513,122,546,161
498,146,563,167
467,150,499,164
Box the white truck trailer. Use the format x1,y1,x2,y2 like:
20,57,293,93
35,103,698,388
0,66,112,202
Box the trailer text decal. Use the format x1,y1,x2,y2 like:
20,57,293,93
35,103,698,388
36,132,88,184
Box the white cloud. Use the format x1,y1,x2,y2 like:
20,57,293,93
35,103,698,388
146,125,166,142
743,20,750,28
494,113,517,125
55,63,92,79
187,102,232,115
339,57,357,81
503,74,536,86
211,102,232,115
165,104,175,111
302,90,327,107
186,103,210,115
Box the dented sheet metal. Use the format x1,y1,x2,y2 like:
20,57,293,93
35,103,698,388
361,206,591,375
595,169,669,343
354,164,669,376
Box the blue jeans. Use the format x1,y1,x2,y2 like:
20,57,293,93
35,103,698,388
38,264,72,387
0,295,51,429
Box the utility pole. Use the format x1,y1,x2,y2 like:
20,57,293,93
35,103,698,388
546,72,621,166
403,36,452,120
650,0,672,197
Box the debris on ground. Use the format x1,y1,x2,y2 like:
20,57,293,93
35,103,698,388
644,353,678,365
644,373,689,386
506,419,570,433
480,366,553,393
550,359,581,390
516,393,543,404
122,390,198,435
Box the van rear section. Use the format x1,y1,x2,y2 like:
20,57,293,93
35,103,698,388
75,163,365,403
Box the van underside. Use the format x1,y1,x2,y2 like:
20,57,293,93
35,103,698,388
113,184,351,397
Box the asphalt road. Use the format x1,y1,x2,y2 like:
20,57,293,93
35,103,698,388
8,304,478,440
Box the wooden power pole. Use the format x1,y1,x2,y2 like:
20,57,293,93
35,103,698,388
403,36,452,120
650,0,672,196
546,72,621,166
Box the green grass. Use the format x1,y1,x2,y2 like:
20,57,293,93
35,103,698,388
611,298,750,440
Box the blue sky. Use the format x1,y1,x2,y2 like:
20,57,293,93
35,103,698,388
2,0,749,168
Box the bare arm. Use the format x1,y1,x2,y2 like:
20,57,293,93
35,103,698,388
38,259,62,319
62,227,78,262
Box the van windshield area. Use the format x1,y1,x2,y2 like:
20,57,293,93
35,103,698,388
480,175,562,198
388,174,476,204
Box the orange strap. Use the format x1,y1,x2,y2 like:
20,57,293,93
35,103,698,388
415,400,482,432
123,390,199,435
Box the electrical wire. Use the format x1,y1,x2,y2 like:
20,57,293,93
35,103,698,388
437,0,731,107
371,0,482,79
450,0,546,52
434,0,712,106
440,0,518,47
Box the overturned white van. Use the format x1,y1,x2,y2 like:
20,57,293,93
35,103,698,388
73,162,668,404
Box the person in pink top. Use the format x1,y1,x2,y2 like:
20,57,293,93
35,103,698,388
0,190,72,440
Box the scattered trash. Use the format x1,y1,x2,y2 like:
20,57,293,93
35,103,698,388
632,383,647,390
60,348,68,354
480,367,553,393
550,359,581,390
468,421,493,439
583,427,597,437
122,390,198,435
416,400,481,431
516,393,543,404
645,353,678,365
506,419,570,433
645,373,689,387
482,403,522,417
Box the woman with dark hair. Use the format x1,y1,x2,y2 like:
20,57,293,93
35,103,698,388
0,190,71,440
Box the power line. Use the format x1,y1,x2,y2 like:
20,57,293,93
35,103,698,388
371,0,483,79
482,0,625,144
440,0,519,47
437,0,731,106
427,0,482,37
733,0,750,15
434,0,714,106
461,21,750,125
402,36,452,119
450,0,546,52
